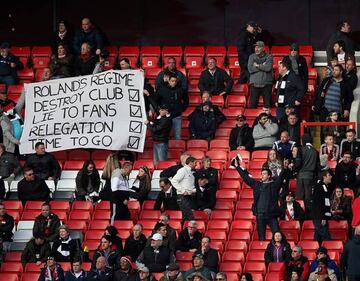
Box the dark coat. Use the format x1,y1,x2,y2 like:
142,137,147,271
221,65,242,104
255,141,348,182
147,115,172,143
130,176,150,204
74,55,97,76
18,176,51,203
264,240,292,265
344,69,358,92
341,235,360,276
21,239,51,264
92,248,121,269
275,70,305,108
194,184,216,211
326,30,355,63
65,270,88,281
138,245,171,273
189,108,217,140
237,29,259,67
286,255,310,281
0,151,21,178
330,195,352,221
0,212,14,242
33,212,61,242
159,164,183,178
196,167,219,189
175,229,202,252
311,181,331,220
283,55,308,90
155,69,188,92
202,248,219,272
38,265,65,281
198,68,233,95
0,53,23,79
229,124,254,151
333,161,358,189
26,152,62,180
195,104,226,125
73,29,104,55
280,200,305,221
340,139,360,159
114,270,137,281
49,54,75,78
52,31,73,54
75,169,101,197
51,237,80,262
154,187,180,210
123,234,147,262
87,267,114,281
279,120,301,145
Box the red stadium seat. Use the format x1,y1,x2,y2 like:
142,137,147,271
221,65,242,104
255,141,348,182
0,273,19,281
225,240,248,253
303,250,316,262
51,151,68,161
247,250,265,261
189,95,202,107
82,240,100,252
222,251,245,264
248,160,265,171
232,84,249,95
184,46,205,69
67,220,87,233
265,272,283,281
156,161,177,170
118,46,139,67
113,220,134,231
59,262,71,272
302,220,315,230
206,46,226,67
24,201,44,210
226,95,247,108
227,150,250,162
297,240,319,251
168,140,186,151
239,189,254,200
91,150,112,160
0,262,23,275
216,190,238,203
187,68,203,84
244,262,267,276
88,220,110,230
144,67,162,84
228,230,251,243
236,200,253,210
142,200,156,210
3,201,22,212
222,108,244,120
85,230,104,241
210,210,233,222
322,241,344,253
215,128,232,140
268,262,286,273
249,241,268,251
234,210,255,221
207,220,230,233
192,211,209,222
72,201,93,213
162,46,183,68
184,150,205,160
32,46,51,57
279,220,301,234
21,273,40,281
7,85,24,95
328,220,348,230
133,160,155,171
230,68,241,80
176,251,193,261
222,169,241,180
165,210,183,221
231,220,253,232
327,250,340,264
63,161,84,170
225,273,239,281
206,150,227,163
227,46,240,69
219,180,241,191
68,150,91,161
251,150,268,160
50,201,70,213
17,68,34,83
95,201,110,210
140,210,161,220
21,211,39,220
93,210,111,220
214,200,235,211
69,211,91,221
209,139,230,151
5,252,21,262
141,46,161,68
219,262,242,273
187,139,209,152
252,229,273,241
300,229,314,240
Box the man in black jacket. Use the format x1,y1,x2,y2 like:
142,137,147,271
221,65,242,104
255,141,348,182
201,91,226,125
340,129,360,159
0,202,14,244
0,42,24,85
341,225,360,281
198,236,219,273
155,57,188,92
18,167,51,205
73,18,104,55
280,192,305,222
194,175,216,215
189,101,217,140
344,58,358,92
232,154,285,240
198,57,233,97
154,178,179,210
153,73,188,140
312,170,332,245
145,105,172,165
0,143,21,185
279,113,301,145
313,64,353,121
275,59,305,120
229,114,254,151
92,235,121,270
25,142,61,181
124,224,147,262
176,221,203,252
333,151,358,191
33,202,61,242
114,256,136,281
21,234,51,265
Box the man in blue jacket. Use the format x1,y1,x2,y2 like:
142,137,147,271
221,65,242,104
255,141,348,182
73,18,104,55
0,42,24,85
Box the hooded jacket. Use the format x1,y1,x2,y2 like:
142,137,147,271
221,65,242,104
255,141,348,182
341,235,360,276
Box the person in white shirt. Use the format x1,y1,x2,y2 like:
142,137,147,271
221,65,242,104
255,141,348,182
110,162,132,223
171,157,196,220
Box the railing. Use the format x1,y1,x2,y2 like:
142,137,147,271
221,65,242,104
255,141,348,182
300,121,356,137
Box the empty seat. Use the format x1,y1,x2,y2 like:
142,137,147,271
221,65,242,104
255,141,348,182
216,190,238,203
133,160,155,171
231,220,253,232
69,211,91,221
249,241,268,251
297,240,319,251
247,250,265,261
176,251,193,261
93,210,111,220
228,230,251,243
187,139,209,152
17,221,35,230
265,272,283,281
13,230,33,242
268,262,286,273
57,179,76,192
210,210,233,222
88,220,110,230
206,150,227,163
72,201,93,213
85,230,104,241
226,95,247,108
168,140,186,151
67,220,87,233
219,262,242,273
219,180,241,191
207,220,230,233
141,46,161,68
140,210,161,220
222,108,244,120
244,261,266,276
322,240,344,253
225,240,248,253
222,251,245,264
184,46,205,69
0,273,19,281
50,201,70,213
68,150,91,161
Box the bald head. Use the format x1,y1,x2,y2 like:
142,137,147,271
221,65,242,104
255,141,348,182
82,18,92,32
96,256,106,270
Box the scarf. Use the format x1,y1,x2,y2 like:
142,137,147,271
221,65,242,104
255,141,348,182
275,72,289,106
322,183,331,218
45,266,59,281
285,203,294,221
57,236,72,257
289,55,299,74
58,31,67,40
44,216,52,237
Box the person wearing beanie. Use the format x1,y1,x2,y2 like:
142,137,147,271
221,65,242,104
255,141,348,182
114,256,136,281
159,263,185,281
189,101,217,141
310,247,341,280
183,253,213,281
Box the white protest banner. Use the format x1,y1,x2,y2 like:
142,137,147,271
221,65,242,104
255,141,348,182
19,69,146,154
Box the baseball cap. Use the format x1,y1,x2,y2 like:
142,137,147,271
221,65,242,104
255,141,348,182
236,114,247,121
192,252,204,260
317,247,328,255
151,233,163,241
255,41,265,47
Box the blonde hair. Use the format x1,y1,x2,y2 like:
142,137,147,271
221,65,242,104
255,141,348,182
102,153,120,179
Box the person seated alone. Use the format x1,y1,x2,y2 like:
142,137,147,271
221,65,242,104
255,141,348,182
0,42,24,85
176,221,202,252
33,202,61,243
194,174,216,216
75,160,101,202
229,114,254,151
189,101,217,140
197,236,219,273
280,192,305,222
0,202,14,248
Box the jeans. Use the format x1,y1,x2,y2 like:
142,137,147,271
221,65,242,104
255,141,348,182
172,116,182,140
153,142,168,165
313,219,331,245
177,195,194,220
0,75,15,85
256,214,280,241
249,84,272,108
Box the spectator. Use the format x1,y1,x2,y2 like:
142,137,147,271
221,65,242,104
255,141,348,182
248,41,273,108
273,131,296,160
0,42,23,85
237,21,261,84
25,141,61,181
75,160,101,202
200,91,226,125
326,20,354,64
0,143,21,185
198,57,233,97
156,57,187,92
160,153,190,178
333,151,358,190
275,59,305,120
308,258,338,281
294,134,318,211
279,113,301,145
135,266,156,281
124,224,147,262
352,191,360,229
262,149,283,180
93,49,112,74
145,104,172,165
240,273,253,281
0,201,14,250
340,129,360,159
18,167,51,204
279,105,295,127
252,107,278,127
110,162,132,222
231,155,285,240
146,222,175,252
252,113,279,150
194,174,216,215
286,246,310,281
65,259,88,281
21,234,51,265
187,272,210,281
332,41,349,68
49,43,74,78
119,57,131,69
313,64,353,121
74,42,98,76
283,43,309,90
87,256,113,281
114,256,136,281
312,171,332,245
183,253,213,281
159,262,184,281
100,153,120,201
215,272,227,281
154,177,180,210
330,187,352,221
326,57,339,78
0,89,16,111
38,256,65,281
198,236,219,273
196,156,219,190
229,114,254,151
322,112,346,145
341,225,360,281
264,231,292,266
171,157,196,220
73,17,103,55
0,108,20,153
344,58,358,92
189,101,217,140
33,202,61,242
153,72,188,140
52,225,80,262
176,220,202,252
280,192,305,222
320,134,340,161
130,166,151,204
157,213,177,249
104,225,123,252
52,20,73,54
137,233,173,273
92,235,121,269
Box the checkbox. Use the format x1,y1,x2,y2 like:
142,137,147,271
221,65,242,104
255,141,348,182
129,121,142,134
127,136,140,150
128,89,140,102
130,104,142,118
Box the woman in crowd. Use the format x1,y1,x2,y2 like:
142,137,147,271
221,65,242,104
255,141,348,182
49,43,74,78
330,187,352,221
75,160,101,202
264,231,292,266
52,20,73,54
130,166,151,205
74,42,97,76
196,156,219,189
104,225,123,253
100,153,120,201
51,225,80,262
